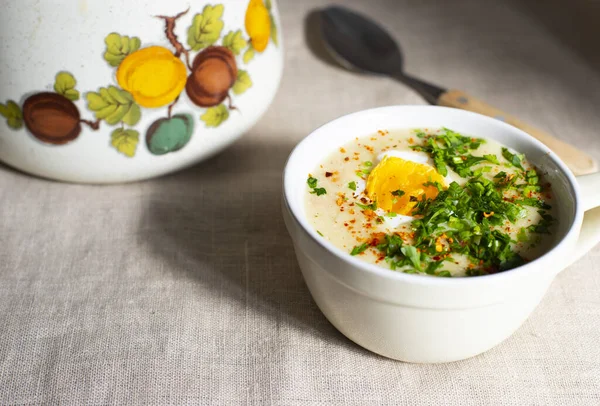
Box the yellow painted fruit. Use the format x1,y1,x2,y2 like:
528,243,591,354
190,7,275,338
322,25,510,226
366,157,446,215
245,0,271,52
117,46,187,108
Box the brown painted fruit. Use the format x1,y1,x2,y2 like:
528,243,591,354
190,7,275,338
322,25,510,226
186,46,237,107
23,92,81,145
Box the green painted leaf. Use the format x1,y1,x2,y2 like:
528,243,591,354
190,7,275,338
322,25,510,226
121,104,141,126
63,89,80,101
222,30,248,55
201,104,229,127
86,86,141,126
187,4,225,51
232,70,252,95
86,93,108,111
111,128,139,157
270,14,279,46
0,100,23,130
243,46,255,64
104,33,142,67
54,72,80,101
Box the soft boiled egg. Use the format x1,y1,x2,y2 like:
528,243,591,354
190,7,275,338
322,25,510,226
366,150,446,219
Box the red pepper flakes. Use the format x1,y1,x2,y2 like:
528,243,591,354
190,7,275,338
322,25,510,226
363,210,377,221
344,157,350,162
344,223,349,227
350,219,356,224
364,145,374,152
348,209,355,215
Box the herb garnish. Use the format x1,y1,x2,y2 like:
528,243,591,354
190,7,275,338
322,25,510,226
410,128,497,177
355,201,377,211
356,161,374,178
502,147,525,170
348,128,555,277
307,176,327,196
348,181,357,191
351,243,370,256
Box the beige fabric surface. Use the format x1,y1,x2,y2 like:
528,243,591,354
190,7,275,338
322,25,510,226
2,0,600,404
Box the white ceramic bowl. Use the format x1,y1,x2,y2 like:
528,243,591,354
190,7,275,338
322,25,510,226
283,106,600,363
0,0,283,183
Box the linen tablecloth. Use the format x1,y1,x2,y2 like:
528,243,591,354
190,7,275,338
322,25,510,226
2,0,600,404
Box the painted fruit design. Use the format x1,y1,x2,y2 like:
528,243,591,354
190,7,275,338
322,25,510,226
186,46,237,107
146,114,194,155
0,1,279,158
117,46,188,109
23,93,83,145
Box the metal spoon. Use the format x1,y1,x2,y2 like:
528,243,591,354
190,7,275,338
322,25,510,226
320,5,597,175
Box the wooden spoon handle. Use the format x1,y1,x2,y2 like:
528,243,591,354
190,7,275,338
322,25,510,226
437,89,598,175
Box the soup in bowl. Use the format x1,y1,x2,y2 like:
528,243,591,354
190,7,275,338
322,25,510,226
282,106,600,363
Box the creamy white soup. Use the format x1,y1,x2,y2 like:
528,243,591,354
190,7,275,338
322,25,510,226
305,128,556,277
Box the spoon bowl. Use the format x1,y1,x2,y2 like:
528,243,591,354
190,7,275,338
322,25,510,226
321,6,403,75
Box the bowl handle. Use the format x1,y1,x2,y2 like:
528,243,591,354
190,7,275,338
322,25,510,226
572,173,600,263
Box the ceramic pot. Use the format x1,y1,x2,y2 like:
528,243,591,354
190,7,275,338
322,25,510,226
0,0,283,183
283,106,600,363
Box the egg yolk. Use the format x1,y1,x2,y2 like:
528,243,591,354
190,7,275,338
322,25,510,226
366,156,446,215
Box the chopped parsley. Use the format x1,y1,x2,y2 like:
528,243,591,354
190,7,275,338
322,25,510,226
307,176,327,196
356,161,374,178
348,181,357,191
355,201,377,211
346,128,555,277
502,147,525,170
410,128,497,178
351,243,370,256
